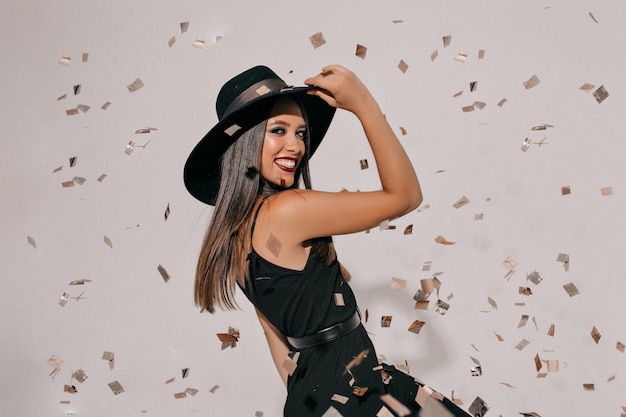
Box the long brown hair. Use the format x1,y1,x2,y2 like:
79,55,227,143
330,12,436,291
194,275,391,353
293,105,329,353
194,99,342,313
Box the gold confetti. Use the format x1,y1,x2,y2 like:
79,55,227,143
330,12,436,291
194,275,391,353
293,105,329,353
380,394,411,417
442,35,451,47
72,369,88,383
617,341,625,353
359,159,369,170
59,292,69,307
591,326,601,344
168,36,176,48
309,31,326,49
157,264,170,283
27,236,36,248
557,253,570,271
521,137,531,152
57,93,67,101
520,413,542,417
455,52,467,63
101,101,112,110
182,368,190,378
473,101,486,110
102,351,114,369
478,49,485,59
435,299,449,315
452,196,470,209
217,326,240,349
474,213,483,220
64,384,77,394
180,21,189,33
487,297,497,310
515,339,530,350
165,377,175,384
497,98,508,106
108,380,125,395
430,50,438,61
403,225,413,235
68,278,91,285
390,277,407,290
434,235,455,245
563,282,579,297
321,406,343,417
164,204,170,221
174,392,187,399
600,186,614,196
381,316,392,327
209,385,220,393
527,271,543,285
593,85,609,103
65,108,79,116
125,141,135,155
398,60,409,73
589,11,599,23
82,52,89,62
579,83,595,92
355,44,367,59
192,38,205,48
469,81,478,92
58,55,71,65
134,127,158,134
334,293,345,306
461,105,474,113
77,104,90,114
265,233,282,257
331,393,349,404
561,186,571,195
547,324,555,336
468,397,489,416
523,74,540,89
399,126,407,135
126,78,144,92
583,383,595,391
97,174,107,182
453,90,463,98
408,320,425,334
494,332,504,342
517,315,529,328
73,84,81,95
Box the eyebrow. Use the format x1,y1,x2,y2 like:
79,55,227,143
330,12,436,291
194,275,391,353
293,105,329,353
267,120,307,129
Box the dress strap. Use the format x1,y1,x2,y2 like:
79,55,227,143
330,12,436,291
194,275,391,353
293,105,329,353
250,195,271,237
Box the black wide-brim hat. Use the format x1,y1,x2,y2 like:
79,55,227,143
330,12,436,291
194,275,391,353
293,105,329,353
184,65,336,205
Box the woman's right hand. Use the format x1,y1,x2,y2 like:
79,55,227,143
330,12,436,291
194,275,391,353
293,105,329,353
304,65,377,117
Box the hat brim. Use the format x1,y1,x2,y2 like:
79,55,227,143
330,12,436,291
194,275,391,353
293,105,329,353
184,86,335,205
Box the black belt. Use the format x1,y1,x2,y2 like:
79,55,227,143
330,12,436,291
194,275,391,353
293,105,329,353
287,311,361,349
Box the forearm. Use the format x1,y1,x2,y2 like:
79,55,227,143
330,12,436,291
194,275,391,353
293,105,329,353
256,309,291,387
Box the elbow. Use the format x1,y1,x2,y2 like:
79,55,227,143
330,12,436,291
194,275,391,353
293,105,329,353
403,188,423,214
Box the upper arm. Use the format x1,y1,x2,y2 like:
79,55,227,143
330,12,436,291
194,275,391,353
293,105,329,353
271,188,422,242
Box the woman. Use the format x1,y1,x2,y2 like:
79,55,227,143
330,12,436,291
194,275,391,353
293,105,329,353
184,65,469,417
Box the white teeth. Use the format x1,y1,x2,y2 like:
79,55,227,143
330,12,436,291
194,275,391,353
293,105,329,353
276,159,296,168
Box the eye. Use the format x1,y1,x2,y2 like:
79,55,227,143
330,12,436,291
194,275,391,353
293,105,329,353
296,129,308,140
269,127,286,135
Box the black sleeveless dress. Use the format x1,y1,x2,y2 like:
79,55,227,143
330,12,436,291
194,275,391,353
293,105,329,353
240,199,470,417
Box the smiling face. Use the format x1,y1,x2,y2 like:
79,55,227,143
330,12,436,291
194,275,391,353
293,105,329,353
260,97,307,188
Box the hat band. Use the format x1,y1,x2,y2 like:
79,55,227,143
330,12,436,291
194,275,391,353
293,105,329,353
222,78,288,120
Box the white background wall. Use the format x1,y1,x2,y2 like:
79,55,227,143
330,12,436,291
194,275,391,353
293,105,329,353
2,1,625,416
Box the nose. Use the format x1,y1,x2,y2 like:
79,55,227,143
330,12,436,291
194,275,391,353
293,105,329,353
284,132,302,153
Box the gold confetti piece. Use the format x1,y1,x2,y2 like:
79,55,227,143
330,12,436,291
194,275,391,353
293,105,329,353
97,174,107,182
515,339,530,350
125,141,135,155
435,299,449,315
434,235,455,245
174,392,187,399
494,332,504,342
134,127,158,134
561,186,571,195
546,359,559,372
182,368,190,378
589,11,598,23
185,387,198,396
77,104,90,114
487,297,497,310
608,374,615,382
192,38,205,48
265,233,282,257
180,21,189,33
593,85,609,103
557,253,570,271
518,315,529,328
58,55,71,65
334,293,345,306
72,369,88,383
474,213,483,220
461,105,474,113
108,380,124,395
309,31,326,49
442,35,451,47
126,78,144,92
430,50,438,61
399,126,407,135
102,351,114,369
527,271,543,285
497,98,508,107
469,81,478,92
403,224,413,235
103,235,113,249
73,84,81,95
478,49,485,59
59,292,69,306
331,394,349,404
563,282,579,297
209,385,220,393
321,406,343,417
521,137,531,152
66,108,79,116
72,176,86,185
355,44,367,59
408,320,425,334
520,413,542,417
547,324,555,336
579,83,595,92
617,341,625,353
398,60,409,73
453,90,463,98
390,277,407,290
69,156,77,167
255,412,264,417
452,196,470,209
380,394,411,417
68,279,91,285
473,101,486,110
64,384,77,394
381,316,392,327
417,203,431,212
591,326,601,344
101,101,112,110
165,377,175,384
27,236,36,248
422,261,432,272
468,397,489,417
583,383,595,391
600,186,614,196
57,93,67,101
157,264,170,283
503,257,518,279
60,400,70,404
352,386,368,397
360,159,369,169
168,36,176,48
500,382,515,388
455,52,467,63
523,74,540,89
82,52,88,62
519,287,532,296
164,204,170,221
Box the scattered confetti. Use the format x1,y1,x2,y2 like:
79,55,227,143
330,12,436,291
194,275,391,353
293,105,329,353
398,60,409,73
360,159,369,170
468,396,489,416
380,394,411,417
497,98,508,107
134,127,158,134
390,277,407,290
102,351,114,369
593,85,609,103
579,83,595,92
487,297,497,310
126,78,144,93
434,235,455,245
182,368,190,378
583,383,595,391
589,11,599,23
563,282,579,297
108,380,125,395
192,38,205,48
430,50,438,61
309,32,326,49
164,203,170,221
591,326,601,344
27,236,36,248
381,316,392,327
58,55,71,65
408,320,426,334
561,185,571,195
168,36,176,48
452,196,470,209
517,315,529,328
72,369,88,383
331,393,349,404
180,21,189,33
455,52,467,63
515,339,530,350
48,355,63,378
523,74,540,89
617,341,625,353
557,253,570,271
442,35,451,47
403,225,413,235
103,236,113,249
101,101,112,110
157,264,170,283
216,326,239,349
600,186,613,196
266,233,282,257
547,324,555,337
82,52,89,62
521,137,531,152
478,49,485,59
59,292,69,307
355,44,367,59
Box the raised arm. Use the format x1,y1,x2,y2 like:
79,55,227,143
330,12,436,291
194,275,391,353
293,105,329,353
265,65,422,241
